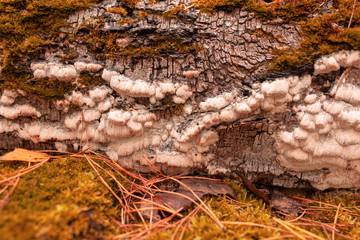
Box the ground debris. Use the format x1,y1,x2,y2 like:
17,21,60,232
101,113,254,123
1,152,359,240
0,148,51,163
140,178,235,221
235,170,306,216
268,189,306,216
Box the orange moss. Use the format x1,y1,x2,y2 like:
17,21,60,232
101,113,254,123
77,20,203,58
194,0,322,22
107,7,127,16
77,72,104,88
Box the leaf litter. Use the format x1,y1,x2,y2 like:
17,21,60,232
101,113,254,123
0,148,359,239
236,169,307,216
0,148,51,162
140,178,235,221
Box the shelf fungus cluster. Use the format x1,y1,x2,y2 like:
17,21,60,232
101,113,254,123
1,0,360,189
0,50,359,189
275,51,360,189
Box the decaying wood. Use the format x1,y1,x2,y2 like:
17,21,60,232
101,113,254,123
1,0,360,190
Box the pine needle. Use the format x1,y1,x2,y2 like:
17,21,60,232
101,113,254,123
332,203,341,240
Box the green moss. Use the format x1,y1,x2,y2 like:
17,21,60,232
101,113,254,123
1,159,360,239
159,97,185,115
150,180,360,240
174,103,185,113
268,1,360,73
77,72,104,88
0,0,102,91
190,0,359,74
1,77,77,100
0,158,120,240
336,27,360,48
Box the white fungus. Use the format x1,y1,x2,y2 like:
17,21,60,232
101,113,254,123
89,86,112,102
175,85,192,100
306,101,322,114
314,112,333,128
300,113,316,131
235,102,251,115
314,56,340,75
334,128,360,146
110,76,156,98
334,51,360,68
183,70,200,78
0,104,41,119
108,110,132,125
33,69,47,79
48,65,78,82
199,93,234,111
335,84,360,105
304,94,317,104
102,69,119,82
293,127,308,140
0,90,18,106
97,98,113,112
219,107,237,122
197,130,219,146
278,131,299,147
261,79,289,98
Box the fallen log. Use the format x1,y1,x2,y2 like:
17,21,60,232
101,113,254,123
1,0,359,190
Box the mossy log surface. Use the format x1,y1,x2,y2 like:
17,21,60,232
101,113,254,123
0,0,360,189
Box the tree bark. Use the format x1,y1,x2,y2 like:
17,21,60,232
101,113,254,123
1,0,360,190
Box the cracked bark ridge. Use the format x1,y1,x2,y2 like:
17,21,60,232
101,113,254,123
1,0,360,189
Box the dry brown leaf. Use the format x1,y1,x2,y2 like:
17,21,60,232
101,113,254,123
269,189,306,216
0,148,51,162
140,178,235,221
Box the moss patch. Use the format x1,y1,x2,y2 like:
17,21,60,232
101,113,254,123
149,180,360,240
192,0,360,73
76,20,203,59
107,7,128,16
77,72,104,88
268,1,360,73
117,35,204,58
0,157,120,240
1,158,360,239
1,77,77,100
0,0,102,70
0,0,102,99
194,0,323,22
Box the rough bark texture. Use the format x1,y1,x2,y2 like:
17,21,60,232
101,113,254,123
1,0,360,190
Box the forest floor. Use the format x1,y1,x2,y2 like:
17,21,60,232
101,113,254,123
0,150,359,240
